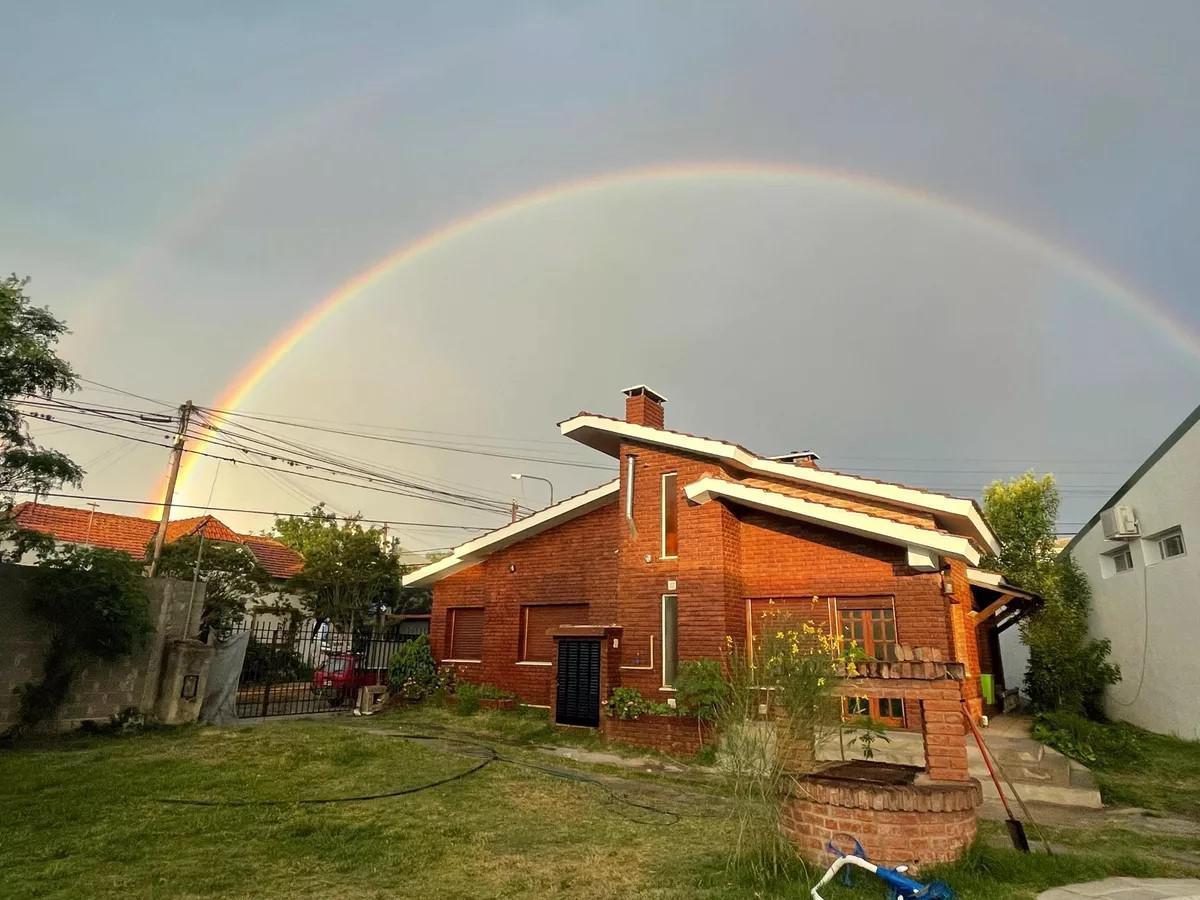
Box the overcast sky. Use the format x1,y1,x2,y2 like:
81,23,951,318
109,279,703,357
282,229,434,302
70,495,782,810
5,2,1200,549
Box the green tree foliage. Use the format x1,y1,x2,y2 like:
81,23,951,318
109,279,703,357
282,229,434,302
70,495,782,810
274,505,400,626
6,546,152,738
151,535,270,633
982,473,1119,716
0,275,83,558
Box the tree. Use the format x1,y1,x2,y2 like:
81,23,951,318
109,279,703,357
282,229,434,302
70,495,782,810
274,505,400,626
982,473,1119,716
151,535,270,633
0,275,83,558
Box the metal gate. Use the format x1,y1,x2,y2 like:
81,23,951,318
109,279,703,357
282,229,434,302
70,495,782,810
230,618,419,718
555,638,601,727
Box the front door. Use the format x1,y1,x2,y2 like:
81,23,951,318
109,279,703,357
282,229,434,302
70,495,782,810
555,638,601,726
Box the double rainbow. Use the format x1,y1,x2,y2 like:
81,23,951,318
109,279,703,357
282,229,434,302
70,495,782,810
168,160,1198,503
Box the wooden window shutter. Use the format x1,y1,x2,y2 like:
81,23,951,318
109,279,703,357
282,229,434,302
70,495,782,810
522,603,589,662
449,607,485,660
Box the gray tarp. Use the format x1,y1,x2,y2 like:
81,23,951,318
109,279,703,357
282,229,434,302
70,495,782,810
198,630,249,725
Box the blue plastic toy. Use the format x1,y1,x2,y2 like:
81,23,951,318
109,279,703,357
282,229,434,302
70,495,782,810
811,837,956,899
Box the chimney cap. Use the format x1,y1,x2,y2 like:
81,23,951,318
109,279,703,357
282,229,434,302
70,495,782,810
768,450,821,463
621,384,668,403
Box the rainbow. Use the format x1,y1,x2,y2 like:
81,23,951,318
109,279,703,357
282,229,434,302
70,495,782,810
167,160,1200,505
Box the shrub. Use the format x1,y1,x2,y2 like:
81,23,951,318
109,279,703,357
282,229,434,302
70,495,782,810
476,683,514,700
455,681,480,716
605,686,651,720
388,635,438,699
1032,711,1142,770
243,641,312,683
674,659,727,726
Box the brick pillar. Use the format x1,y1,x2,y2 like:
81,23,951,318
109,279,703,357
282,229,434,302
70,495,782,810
920,686,970,782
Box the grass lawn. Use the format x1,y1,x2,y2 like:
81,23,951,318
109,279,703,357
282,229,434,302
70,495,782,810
1095,727,1200,818
1,707,1197,899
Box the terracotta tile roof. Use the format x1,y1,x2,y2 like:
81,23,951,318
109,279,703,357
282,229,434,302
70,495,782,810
9,503,303,579
11,502,158,556
237,534,305,579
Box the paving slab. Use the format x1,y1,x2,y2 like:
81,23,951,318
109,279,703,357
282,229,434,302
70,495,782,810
1038,877,1200,899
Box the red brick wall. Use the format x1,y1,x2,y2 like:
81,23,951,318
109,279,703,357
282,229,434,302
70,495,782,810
781,776,980,870
602,714,712,757
429,501,619,706
738,513,955,658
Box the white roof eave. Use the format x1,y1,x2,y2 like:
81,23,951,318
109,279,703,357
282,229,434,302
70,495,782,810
685,477,982,565
561,414,999,555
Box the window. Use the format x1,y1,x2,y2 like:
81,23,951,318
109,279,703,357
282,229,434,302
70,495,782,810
844,695,906,727
1107,546,1134,573
661,472,678,558
446,607,484,661
837,600,897,661
625,455,636,523
1157,528,1186,561
661,595,678,687
520,603,589,662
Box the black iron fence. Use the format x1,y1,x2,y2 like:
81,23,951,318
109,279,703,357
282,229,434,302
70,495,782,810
229,618,420,718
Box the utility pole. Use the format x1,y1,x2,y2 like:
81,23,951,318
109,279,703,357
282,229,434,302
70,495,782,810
511,499,519,523
148,400,193,577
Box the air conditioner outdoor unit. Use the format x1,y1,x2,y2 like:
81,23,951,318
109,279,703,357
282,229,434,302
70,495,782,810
1101,505,1140,540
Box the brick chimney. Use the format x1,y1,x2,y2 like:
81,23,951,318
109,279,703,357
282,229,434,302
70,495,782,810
768,450,820,469
622,385,667,429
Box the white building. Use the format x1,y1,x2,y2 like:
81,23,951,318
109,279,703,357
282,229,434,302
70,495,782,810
1065,402,1200,740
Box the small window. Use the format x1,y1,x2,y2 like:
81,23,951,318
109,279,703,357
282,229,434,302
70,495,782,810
1158,529,1186,561
1107,546,1134,573
661,595,678,687
661,472,678,558
446,607,484,660
838,602,897,661
843,696,905,727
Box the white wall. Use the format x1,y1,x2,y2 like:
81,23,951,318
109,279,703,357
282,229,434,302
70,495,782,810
1069,420,1200,741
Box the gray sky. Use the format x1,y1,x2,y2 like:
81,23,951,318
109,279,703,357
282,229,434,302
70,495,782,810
5,2,1200,548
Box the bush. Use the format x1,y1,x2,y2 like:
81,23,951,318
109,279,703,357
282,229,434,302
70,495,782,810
1032,711,1142,770
674,659,727,724
388,635,438,699
455,681,480,716
243,641,312,683
605,686,651,720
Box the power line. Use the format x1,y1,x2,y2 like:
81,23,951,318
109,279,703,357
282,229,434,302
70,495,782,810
4,490,491,530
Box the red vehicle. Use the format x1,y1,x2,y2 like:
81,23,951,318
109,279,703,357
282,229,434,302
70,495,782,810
311,651,384,705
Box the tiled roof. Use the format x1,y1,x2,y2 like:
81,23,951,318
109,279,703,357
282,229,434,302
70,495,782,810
9,503,303,579
237,534,305,579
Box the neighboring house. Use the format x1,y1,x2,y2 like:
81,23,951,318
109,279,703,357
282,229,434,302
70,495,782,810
7,503,305,624
1064,402,1200,741
404,386,1036,730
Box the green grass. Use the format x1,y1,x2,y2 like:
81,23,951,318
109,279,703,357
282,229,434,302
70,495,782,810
1094,727,1200,817
1,712,1197,899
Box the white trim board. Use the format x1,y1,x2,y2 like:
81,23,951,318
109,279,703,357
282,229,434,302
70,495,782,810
561,414,999,555
402,479,620,587
684,477,982,565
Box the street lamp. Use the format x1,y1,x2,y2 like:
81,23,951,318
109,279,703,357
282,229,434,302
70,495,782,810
510,473,554,507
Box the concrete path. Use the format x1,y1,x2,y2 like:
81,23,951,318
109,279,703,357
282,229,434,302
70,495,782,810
1039,878,1200,899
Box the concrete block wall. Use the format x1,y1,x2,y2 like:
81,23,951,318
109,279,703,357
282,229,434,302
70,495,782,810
0,563,204,730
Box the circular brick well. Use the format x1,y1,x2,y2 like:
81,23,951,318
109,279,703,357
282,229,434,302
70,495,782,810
781,763,982,870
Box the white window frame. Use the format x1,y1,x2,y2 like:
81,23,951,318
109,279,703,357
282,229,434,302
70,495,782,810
1102,545,1134,577
625,455,636,523
1154,527,1186,562
661,471,678,559
661,593,678,689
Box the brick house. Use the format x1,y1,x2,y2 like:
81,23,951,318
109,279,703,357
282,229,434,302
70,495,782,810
403,386,1036,732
